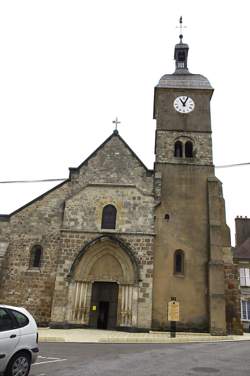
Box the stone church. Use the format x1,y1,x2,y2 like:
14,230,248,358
0,34,242,335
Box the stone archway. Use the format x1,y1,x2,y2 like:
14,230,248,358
67,236,139,329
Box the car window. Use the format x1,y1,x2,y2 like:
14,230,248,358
10,309,29,328
0,308,14,332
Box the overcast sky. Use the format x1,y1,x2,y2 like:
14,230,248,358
0,1,249,245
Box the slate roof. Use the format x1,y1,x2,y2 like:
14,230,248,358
157,73,213,90
234,238,250,259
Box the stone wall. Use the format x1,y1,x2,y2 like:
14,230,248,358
63,185,154,234
0,233,61,325
224,262,243,334
155,130,213,165
0,181,70,324
152,164,215,332
154,88,213,134
0,241,9,279
208,177,242,335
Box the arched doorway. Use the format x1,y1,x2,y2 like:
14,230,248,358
90,282,118,329
67,236,139,329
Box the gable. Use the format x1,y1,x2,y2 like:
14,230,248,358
1,132,153,226
69,131,153,193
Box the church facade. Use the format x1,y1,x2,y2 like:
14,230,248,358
0,36,242,335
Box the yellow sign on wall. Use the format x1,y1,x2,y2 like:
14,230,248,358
92,305,97,311
168,301,180,321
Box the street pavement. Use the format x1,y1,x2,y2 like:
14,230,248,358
30,342,250,376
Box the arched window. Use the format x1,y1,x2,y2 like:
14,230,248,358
185,141,193,158
101,205,117,229
174,141,183,157
174,250,184,275
30,245,42,268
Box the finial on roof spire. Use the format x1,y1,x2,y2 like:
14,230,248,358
176,16,186,43
174,17,189,74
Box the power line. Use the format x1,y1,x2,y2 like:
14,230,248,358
215,162,250,168
0,178,66,184
0,162,249,184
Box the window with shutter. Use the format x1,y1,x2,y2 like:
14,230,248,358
241,300,250,321
245,268,250,286
240,268,250,286
240,268,245,286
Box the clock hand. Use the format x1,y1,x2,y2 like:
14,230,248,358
179,97,185,106
183,96,189,105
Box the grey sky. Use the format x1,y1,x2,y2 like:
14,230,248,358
0,0,249,244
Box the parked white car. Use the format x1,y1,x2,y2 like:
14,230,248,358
0,305,39,376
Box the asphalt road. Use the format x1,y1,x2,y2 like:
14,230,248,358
30,342,250,376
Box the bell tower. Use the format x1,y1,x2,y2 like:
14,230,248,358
174,25,189,73
152,21,233,335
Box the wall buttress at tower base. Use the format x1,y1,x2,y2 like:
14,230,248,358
208,177,242,335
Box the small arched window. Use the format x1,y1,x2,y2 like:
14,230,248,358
101,205,117,229
185,141,193,158
174,141,183,158
30,245,42,268
174,250,184,275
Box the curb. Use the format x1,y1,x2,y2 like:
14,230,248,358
38,335,250,344
98,336,235,344
39,337,66,343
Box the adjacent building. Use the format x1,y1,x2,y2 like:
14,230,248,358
234,217,250,331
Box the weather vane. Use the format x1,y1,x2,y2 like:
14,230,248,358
176,16,187,42
112,117,121,131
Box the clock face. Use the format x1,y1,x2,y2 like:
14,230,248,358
173,96,195,113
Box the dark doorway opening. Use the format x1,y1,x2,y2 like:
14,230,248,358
89,282,118,330
97,301,109,329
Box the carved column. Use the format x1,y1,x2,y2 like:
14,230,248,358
71,281,91,324
119,284,134,327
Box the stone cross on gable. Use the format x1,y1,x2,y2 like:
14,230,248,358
112,117,121,131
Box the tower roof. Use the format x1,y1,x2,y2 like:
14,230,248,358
157,73,213,90
156,18,213,90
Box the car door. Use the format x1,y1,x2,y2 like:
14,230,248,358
0,307,20,372
10,308,35,348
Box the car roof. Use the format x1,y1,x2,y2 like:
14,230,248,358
0,304,24,310
0,304,30,316
0,304,37,324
